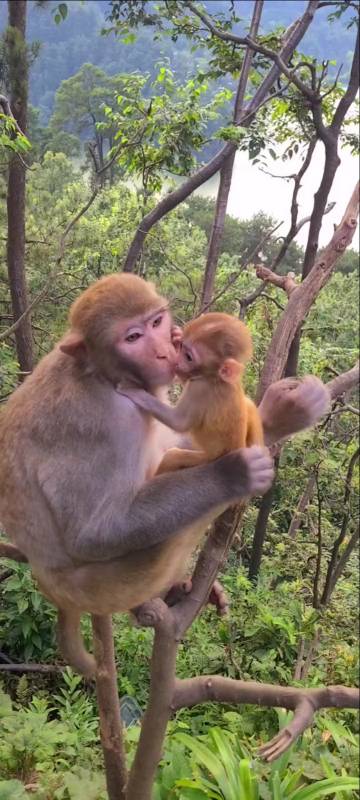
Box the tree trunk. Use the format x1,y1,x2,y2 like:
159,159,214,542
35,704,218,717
200,154,235,311
6,0,33,377
248,461,279,582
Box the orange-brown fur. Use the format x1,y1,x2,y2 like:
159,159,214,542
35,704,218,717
156,313,264,474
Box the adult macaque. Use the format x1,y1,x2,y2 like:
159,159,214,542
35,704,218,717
0,275,329,677
121,313,264,474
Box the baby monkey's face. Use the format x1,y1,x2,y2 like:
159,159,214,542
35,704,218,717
175,338,219,382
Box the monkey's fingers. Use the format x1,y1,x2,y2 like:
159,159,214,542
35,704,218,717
171,325,183,350
258,730,293,762
165,579,193,607
258,698,315,761
208,579,229,617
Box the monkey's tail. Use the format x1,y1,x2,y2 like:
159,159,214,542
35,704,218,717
57,609,96,678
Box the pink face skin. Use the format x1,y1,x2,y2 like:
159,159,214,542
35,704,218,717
116,307,178,388
175,339,203,382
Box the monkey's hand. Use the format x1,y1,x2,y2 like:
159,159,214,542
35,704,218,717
171,325,183,351
221,446,274,499
259,376,330,446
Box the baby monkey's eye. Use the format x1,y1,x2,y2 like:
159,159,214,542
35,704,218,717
185,351,193,362
152,316,163,328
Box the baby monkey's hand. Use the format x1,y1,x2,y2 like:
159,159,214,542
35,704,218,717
171,324,183,351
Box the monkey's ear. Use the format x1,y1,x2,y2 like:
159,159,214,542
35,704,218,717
218,358,243,384
60,332,86,359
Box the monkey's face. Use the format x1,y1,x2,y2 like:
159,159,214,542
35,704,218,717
175,339,216,382
114,307,178,389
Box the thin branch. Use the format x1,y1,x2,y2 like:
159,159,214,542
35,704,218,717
0,662,60,673
0,93,24,135
123,2,319,272
172,676,359,761
312,474,323,609
321,447,360,606
185,1,318,99
199,221,282,315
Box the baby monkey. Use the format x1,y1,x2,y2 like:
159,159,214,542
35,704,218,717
122,312,264,474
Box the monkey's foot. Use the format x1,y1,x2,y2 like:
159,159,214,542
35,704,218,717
208,579,229,617
165,578,229,617
165,579,192,607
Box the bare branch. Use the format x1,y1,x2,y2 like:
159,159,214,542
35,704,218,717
172,676,359,760
255,266,298,297
321,448,360,606
185,1,318,99
257,181,359,401
327,361,360,400
123,2,319,272
0,662,60,674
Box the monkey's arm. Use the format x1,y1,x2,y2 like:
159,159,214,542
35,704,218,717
42,446,273,562
120,384,202,433
259,376,330,446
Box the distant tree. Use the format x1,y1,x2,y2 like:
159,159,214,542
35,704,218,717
49,63,129,170
182,198,304,274
5,0,33,377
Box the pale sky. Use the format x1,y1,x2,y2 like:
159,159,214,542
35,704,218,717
197,141,359,251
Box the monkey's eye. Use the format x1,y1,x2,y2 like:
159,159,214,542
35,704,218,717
184,351,193,362
152,315,163,328
125,332,142,343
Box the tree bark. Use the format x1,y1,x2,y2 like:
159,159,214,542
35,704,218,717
6,0,33,376
200,154,236,311
288,475,316,539
248,462,278,582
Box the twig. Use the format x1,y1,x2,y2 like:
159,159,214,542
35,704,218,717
0,662,60,673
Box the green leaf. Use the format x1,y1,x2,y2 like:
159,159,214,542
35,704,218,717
289,777,360,800
58,3,68,20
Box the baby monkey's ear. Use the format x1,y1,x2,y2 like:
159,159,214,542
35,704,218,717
218,358,244,384
60,331,87,360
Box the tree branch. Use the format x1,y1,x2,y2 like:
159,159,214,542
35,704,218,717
172,676,359,761
255,266,298,297
321,447,360,606
257,181,359,401
185,1,319,99
122,1,319,272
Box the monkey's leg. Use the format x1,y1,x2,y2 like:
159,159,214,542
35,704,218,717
245,397,264,446
156,447,207,474
57,608,96,679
